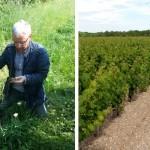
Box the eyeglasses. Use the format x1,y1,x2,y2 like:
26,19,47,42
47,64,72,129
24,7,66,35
12,37,29,46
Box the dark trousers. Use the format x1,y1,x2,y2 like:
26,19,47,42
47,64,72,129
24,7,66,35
0,88,48,117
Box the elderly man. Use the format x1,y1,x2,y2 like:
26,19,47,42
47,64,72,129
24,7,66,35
0,19,50,117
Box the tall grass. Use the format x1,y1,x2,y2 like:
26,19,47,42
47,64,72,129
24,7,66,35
0,0,75,149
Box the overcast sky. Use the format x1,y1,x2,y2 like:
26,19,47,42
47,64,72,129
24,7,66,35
78,0,150,32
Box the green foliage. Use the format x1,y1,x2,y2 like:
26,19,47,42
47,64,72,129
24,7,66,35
0,0,50,6
0,0,74,149
79,37,150,141
79,30,150,37
0,103,74,149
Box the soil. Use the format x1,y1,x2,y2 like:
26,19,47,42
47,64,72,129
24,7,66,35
79,86,150,150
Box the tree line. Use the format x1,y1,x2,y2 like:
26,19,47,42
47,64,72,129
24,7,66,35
79,30,150,37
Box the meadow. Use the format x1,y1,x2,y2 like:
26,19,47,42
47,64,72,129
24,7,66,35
79,36,150,141
0,0,75,149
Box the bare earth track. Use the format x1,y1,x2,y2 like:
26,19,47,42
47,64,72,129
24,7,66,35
80,87,150,150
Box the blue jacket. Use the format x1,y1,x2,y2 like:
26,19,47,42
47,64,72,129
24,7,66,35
0,41,50,108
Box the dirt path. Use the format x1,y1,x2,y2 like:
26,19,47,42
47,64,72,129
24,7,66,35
80,87,150,150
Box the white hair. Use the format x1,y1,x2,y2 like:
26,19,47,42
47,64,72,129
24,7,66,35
12,19,31,38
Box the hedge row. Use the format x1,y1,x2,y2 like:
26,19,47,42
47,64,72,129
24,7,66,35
79,37,150,141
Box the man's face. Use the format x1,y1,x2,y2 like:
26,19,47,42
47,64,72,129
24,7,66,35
12,34,31,52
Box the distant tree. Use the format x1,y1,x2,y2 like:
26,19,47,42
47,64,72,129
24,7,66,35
79,29,150,37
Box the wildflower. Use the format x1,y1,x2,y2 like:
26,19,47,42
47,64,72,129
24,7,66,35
13,113,18,118
17,101,22,106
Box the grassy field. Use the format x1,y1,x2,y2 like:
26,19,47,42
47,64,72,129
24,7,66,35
0,0,75,149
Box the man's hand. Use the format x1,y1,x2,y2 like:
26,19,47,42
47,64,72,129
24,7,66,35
10,76,26,84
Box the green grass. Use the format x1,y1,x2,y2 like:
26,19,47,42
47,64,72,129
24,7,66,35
0,0,75,149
